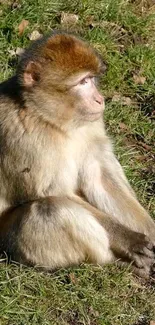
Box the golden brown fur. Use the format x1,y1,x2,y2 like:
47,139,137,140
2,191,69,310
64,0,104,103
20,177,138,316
0,31,154,278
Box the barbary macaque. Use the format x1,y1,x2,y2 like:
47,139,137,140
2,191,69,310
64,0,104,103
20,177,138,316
0,32,155,278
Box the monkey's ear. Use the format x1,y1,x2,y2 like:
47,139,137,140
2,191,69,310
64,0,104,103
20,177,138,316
23,61,41,87
97,55,107,74
100,62,107,74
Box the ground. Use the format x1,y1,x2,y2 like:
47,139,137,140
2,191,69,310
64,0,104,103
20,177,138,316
0,0,155,324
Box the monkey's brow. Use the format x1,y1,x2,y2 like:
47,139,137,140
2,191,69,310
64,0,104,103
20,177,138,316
72,72,96,83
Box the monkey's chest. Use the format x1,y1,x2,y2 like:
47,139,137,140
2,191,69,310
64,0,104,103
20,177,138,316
37,153,79,197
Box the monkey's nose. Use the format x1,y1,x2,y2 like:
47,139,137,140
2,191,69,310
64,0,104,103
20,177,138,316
95,94,104,105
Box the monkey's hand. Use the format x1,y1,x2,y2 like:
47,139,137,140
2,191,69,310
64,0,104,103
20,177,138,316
110,226,155,278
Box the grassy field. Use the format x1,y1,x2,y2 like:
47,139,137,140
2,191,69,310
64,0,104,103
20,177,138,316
0,0,155,324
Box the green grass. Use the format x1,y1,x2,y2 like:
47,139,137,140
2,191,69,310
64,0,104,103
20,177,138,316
0,0,155,324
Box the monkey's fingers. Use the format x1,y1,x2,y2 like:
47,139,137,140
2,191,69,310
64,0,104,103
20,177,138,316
133,266,150,279
133,244,155,259
116,259,154,279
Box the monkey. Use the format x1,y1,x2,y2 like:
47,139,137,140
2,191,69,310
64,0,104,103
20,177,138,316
0,31,155,278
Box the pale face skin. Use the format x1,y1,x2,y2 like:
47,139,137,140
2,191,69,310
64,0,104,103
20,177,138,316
70,73,104,122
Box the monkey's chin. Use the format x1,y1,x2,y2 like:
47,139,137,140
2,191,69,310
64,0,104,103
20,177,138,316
86,111,103,121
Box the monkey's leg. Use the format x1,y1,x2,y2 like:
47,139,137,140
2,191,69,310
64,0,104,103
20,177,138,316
0,196,154,277
0,196,113,268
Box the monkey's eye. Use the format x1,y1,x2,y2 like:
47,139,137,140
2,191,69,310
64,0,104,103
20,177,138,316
80,77,89,85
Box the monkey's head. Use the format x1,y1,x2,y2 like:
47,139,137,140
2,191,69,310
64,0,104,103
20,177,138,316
17,32,106,129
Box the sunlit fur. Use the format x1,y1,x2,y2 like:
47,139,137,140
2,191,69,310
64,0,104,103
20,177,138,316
0,32,154,277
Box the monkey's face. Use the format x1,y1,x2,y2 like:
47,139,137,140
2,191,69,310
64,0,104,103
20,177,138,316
40,72,105,126
23,68,105,128
69,73,104,122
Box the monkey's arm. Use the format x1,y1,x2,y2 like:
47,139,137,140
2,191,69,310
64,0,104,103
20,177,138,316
79,147,155,242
